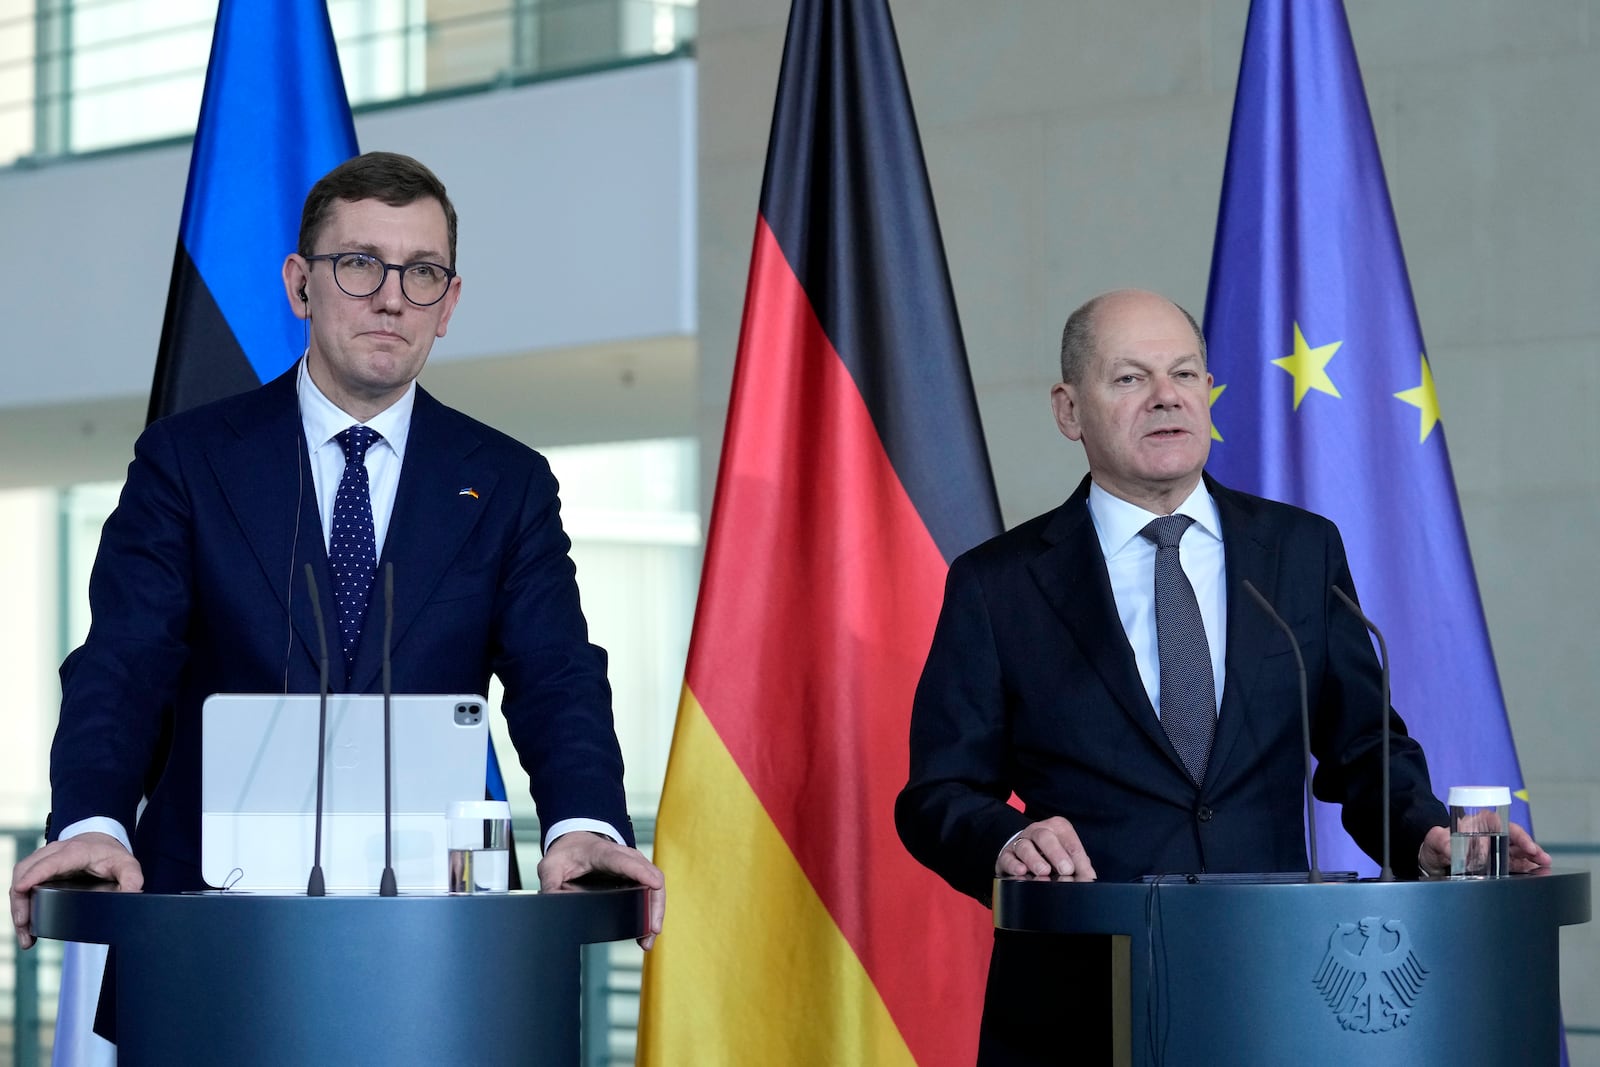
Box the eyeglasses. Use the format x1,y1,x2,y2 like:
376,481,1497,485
304,252,457,307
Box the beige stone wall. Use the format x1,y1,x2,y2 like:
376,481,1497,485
696,0,1600,1049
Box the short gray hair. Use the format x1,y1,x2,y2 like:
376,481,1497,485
1058,292,1207,384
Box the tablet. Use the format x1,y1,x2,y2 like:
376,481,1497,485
201,693,492,893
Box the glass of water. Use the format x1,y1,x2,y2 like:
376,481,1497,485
447,800,512,893
1448,786,1511,879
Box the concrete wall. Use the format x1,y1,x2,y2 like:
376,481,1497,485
697,0,1600,1052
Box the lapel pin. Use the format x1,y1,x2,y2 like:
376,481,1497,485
458,487,480,499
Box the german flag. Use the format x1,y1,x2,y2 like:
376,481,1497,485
637,0,1001,1061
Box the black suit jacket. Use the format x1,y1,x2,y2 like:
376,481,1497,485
896,474,1447,902
48,367,631,891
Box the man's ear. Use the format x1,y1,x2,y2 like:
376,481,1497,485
282,255,311,320
1051,382,1083,442
432,274,464,339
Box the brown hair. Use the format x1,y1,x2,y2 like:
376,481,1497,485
298,151,458,265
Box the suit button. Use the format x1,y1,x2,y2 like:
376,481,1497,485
1197,806,1214,822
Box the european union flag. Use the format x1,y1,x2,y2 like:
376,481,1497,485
1202,0,1529,873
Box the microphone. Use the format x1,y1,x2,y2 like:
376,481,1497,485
1331,586,1395,882
1240,580,1321,883
304,563,331,897
378,563,398,897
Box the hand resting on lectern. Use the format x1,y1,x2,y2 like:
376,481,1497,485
537,831,665,949
995,816,1099,882
10,831,143,949
1416,821,1549,878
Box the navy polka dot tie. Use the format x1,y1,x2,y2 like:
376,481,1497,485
330,426,380,670
1140,514,1217,786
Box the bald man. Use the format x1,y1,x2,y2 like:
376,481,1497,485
895,290,1545,1065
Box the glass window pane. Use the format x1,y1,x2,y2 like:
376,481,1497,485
1,0,699,166
0,1,34,162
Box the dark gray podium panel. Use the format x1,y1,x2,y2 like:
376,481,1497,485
994,870,1589,1066
32,883,649,1066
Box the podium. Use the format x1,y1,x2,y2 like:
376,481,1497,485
31,881,650,1065
994,869,1589,1066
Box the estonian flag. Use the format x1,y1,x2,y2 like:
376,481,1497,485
59,4,352,1063
148,0,357,418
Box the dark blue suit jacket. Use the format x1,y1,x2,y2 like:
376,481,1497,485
896,474,1448,904
48,368,631,891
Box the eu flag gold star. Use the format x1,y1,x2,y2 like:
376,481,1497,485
1272,323,1343,410
1209,383,1226,442
1394,353,1441,443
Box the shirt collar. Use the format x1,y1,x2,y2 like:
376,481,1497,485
1086,476,1222,559
297,355,416,461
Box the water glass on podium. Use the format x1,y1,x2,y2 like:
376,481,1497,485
1448,786,1511,879
447,800,512,893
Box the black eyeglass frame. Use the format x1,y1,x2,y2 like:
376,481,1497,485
303,251,458,307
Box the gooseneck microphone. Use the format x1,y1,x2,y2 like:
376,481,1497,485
1331,586,1395,882
378,563,398,897
1241,580,1322,883
304,563,331,897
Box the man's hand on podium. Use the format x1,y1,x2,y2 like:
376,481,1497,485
10,832,144,949
996,816,1098,882
537,831,665,950
1417,822,1552,878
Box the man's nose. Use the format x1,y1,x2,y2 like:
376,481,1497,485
373,265,406,308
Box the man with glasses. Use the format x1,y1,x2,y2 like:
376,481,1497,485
11,153,664,964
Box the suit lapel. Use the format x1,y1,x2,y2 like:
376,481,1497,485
207,368,344,679
1028,478,1187,773
347,386,498,690
1208,478,1283,786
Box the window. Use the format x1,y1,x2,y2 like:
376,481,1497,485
0,0,696,167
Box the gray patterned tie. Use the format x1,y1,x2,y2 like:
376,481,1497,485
1140,514,1216,786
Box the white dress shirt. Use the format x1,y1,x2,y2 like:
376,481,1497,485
297,356,412,557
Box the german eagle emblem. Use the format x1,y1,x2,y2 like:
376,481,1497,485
1312,916,1428,1033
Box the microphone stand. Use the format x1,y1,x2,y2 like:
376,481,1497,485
1332,586,1395,882
1241,580,1321,883
304,564,330,896
378,563,398,897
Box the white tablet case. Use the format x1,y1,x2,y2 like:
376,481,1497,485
201,693,491,893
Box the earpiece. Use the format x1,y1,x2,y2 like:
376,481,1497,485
299,286,308,303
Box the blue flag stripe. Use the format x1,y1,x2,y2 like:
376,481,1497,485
175,0,357,390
